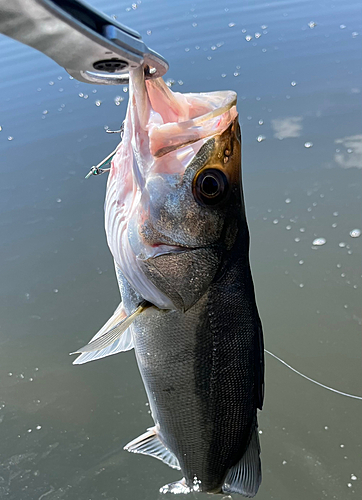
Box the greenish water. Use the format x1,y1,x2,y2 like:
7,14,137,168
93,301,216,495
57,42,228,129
0,1,361,499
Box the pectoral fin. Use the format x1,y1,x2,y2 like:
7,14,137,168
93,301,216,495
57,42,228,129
70,300,152,364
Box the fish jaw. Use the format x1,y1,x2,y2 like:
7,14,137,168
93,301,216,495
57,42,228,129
105,68,242,310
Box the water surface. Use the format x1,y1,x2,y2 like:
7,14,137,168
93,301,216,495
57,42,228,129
0,0,361,499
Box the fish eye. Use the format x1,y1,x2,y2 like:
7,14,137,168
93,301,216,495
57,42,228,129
193,168,229,206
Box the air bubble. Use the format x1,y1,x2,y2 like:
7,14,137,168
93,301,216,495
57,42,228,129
259,119,264,125
304,142,313,148
257,135,266,142
228,22,235,28
339,242,346,248
308,21,317,29
285,198,291,203
95,100,102,106
350,229,361,238
245,35,252,41
273,219,279,224
291,81,297,86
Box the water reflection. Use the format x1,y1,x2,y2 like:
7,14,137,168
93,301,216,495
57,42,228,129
335,134,362,169
271,116,303,140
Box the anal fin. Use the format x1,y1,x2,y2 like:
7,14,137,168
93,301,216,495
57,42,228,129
124,427,180,470
222,425,261,498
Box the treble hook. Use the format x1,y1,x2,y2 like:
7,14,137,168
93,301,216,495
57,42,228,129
85,149,116,178
85,122,125,179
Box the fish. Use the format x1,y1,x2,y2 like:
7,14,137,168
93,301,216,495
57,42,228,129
71,67,264,496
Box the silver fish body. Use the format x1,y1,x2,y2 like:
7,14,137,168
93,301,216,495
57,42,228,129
118,235,263,494
73,68,264,496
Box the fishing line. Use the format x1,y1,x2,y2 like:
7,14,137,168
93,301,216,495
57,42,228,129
265,349,362,400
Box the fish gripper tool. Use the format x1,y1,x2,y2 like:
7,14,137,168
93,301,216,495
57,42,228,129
0,0,169,84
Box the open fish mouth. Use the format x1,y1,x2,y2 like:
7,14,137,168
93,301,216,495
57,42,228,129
104,67,240,309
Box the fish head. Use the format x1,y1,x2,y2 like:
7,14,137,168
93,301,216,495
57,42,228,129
106,69,245,311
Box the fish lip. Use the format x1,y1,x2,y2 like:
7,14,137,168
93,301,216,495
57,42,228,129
144,244,207,259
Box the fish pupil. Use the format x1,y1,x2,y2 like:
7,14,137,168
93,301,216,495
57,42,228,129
193,168,228,206
201,175,220,196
